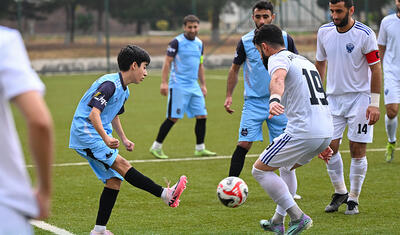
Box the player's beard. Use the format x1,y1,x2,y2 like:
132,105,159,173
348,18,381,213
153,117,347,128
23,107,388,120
184,32,197,40
261,50,269,70
255,22,264,29
333,11,350,27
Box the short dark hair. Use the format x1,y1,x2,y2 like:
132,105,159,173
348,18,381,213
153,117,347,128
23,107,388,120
183,15,200,25
252,1,274,14
329,0,353,8
253,24,284,48
117,45,150,72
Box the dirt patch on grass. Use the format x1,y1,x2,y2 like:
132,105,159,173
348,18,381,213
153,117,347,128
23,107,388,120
26,33,317,60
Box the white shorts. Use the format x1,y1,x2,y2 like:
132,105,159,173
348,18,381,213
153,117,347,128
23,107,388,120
258,133,331,168
384,76,400,105
0,204,33,235
328,93,373,143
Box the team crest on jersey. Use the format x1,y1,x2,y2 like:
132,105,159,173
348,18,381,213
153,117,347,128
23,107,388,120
105,152,112,158
176,108,181,115
241,128,248,136
346,43,355,53
385,89,389,95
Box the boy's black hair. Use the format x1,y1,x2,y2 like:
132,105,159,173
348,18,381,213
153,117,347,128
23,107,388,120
183,15,200,25
252,1,274,14
253,24,284,48
117,45,151,72
329,0,353,8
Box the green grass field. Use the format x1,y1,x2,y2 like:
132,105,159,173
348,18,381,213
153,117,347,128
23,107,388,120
12,69,400,234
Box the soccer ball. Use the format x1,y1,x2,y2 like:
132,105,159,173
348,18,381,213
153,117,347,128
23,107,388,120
217,176,248,208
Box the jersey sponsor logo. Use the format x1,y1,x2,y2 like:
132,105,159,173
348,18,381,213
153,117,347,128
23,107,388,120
241,128,248,136
346,43,355,53
167,45,176,53
93,92,107,106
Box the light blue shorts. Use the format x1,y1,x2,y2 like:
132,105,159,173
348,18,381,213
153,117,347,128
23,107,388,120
166,86,207,119
238,97,287,143
74,143,123,183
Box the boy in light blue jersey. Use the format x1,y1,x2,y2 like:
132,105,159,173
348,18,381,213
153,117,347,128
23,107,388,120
150,15,216,159
69,45,187,235
224,1,301,200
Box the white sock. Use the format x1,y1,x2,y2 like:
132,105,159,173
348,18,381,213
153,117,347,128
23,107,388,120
349,157,368,203
272,209,286,224
151,141,162,150
94,225,106,232
196,143,205,151
161,188,167,200
326,152,347,194
252,167,296,212
279,166,297,197
385,114,397,143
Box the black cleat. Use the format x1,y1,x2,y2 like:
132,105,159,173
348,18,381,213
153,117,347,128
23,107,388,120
324,193,348,212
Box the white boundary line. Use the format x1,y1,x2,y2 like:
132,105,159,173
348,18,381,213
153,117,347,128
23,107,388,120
30,220,75,235
26,147,392,168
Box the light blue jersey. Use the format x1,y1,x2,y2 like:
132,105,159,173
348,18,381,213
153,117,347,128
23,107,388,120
69,73,129,149
242,30,288,98
169,33,203,89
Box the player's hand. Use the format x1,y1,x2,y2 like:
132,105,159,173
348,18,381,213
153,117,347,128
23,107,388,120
268,102,284,119
366,106,380,125
201,85,207,97
318,146,333,164
105,136,119,149
160,83,168,96
224,96,235,114
34,189,51,220
123,139,135,151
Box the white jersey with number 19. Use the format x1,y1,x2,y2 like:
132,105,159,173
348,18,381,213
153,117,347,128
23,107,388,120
268,50,333,139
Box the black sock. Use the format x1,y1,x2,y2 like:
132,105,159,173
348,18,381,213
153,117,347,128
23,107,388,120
195,118,206,144
96,187,119,226
229,146,248,177
124,167,163,197
156,119,175,143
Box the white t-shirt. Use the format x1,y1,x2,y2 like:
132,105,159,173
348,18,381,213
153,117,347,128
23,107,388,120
378,14,400,80
268,50,333,139
0,26,44,217
316,21,379,95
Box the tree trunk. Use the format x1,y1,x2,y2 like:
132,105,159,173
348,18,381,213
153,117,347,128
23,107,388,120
96,8,104,45
64,5,71,44
136,19,142,35
69,3,76,44
211,6,220,43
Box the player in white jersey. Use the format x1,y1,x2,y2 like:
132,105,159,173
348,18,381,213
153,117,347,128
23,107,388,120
252,24,333,235
315,0,382,215
378,0,400,163
0,26,54,234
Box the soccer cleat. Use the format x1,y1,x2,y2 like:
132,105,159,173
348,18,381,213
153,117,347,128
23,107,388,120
385,142,395,163
260,219,285,235
90,230,114,235
194,149,217,156
150,148,168,159
324,193,348,212
293,194,302,200
345,200,359,215
285,213,313,235
163,175,187,207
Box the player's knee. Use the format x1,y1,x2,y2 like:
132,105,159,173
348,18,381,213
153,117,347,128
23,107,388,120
386,107,398,119
111,155,131,176
168,117,179,123
238,141,252,150
105,177,122,190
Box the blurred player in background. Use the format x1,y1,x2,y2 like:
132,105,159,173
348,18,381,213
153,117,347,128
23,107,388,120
378,0,400,163
69,45,187,235
224,0,301,200
315,0,381,215
252,24,333,235
0,25,54,234
149,15,216,159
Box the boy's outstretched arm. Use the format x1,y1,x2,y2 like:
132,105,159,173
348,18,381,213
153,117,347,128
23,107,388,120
112,115,134,151
89,107,119,149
